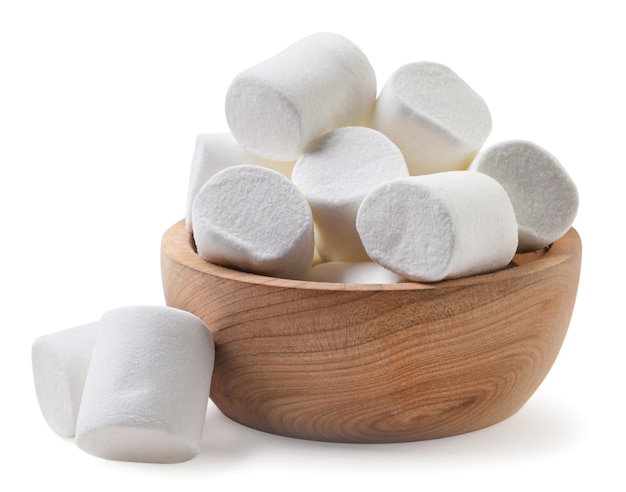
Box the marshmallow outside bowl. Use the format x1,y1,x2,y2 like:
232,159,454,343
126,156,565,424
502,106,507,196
161,219,581,443
75,306,214,463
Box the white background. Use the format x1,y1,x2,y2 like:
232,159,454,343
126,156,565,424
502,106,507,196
1,1,623,489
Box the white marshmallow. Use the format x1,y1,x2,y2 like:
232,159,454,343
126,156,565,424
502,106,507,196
192,165,314,279
75,306,214,464
356,171,518,282
304,261,405,284
369,61,492,175
291,126,408,262
225,33,376,162
470,139,579,252
185,133,294,233
31,322,99,437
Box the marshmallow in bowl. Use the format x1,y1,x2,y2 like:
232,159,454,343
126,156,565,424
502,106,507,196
304,261,404,284
185,133,294,233
470,139,579,252
225,32,376,162
75,306,214,464
31,322,99,437
356,171,518,282
192,165,315,279
291,126,408,262
369,61,492,176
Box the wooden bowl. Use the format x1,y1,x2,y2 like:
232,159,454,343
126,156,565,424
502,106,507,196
161,220,582,443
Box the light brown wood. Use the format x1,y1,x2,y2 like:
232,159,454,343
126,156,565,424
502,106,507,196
161,220,582,443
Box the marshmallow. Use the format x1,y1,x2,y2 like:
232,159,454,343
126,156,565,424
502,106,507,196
470,139,579,252
291,126,408,262
31,322,99,437
192,165,314,279
369,61,492,175
304,261,405,284
225,32,376,162
75,306,214,464
185,133,294,233
356,171,518,282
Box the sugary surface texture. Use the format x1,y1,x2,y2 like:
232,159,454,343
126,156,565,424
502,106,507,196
369,61,491,175
75,306,214,464
192,165,314,279
292,127,408,262
185,133,293,232
470,139,579,252
225,32,376,161
356,171,518,281
31,322,99,437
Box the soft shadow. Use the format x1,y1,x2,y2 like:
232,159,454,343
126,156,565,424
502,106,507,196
182,393,584,474
383,393,585,465
183,404,263,472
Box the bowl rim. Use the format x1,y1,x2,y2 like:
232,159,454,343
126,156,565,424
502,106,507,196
161,220,581,293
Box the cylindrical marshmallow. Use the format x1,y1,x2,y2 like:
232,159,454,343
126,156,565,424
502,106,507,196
75,306,214,464
304,261,405,284
192,165,314,279
369,61,492,176
291,126,408,262
470,139,579,252
31,322,99,437
225,32,376,162
356,171,518,282
185,133,295,233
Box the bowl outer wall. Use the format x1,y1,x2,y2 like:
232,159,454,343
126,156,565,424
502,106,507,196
161,220,582,443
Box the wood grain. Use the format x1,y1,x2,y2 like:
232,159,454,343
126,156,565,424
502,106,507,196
161,220,582,443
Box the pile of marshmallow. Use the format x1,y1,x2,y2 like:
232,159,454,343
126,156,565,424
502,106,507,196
32,32,580,465
187,32,579,284
32,306,215,463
